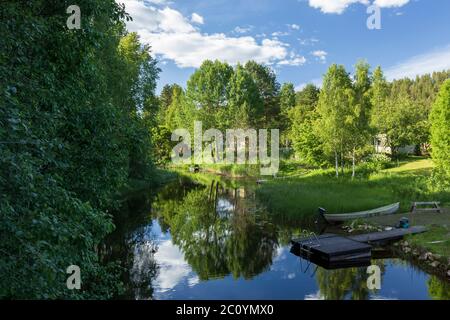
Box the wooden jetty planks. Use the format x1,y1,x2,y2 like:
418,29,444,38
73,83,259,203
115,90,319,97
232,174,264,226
348,226,427,244
291,234,372,262
290,226,427,265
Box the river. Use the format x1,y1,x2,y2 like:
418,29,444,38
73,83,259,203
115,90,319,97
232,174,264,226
102,175,448,300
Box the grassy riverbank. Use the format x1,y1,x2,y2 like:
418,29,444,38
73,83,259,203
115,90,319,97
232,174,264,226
363,210,450,279
256,158,450,219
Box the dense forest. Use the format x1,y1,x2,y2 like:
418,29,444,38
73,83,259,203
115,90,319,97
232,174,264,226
154,59,449,179
1,0,449,299
0,0,161,298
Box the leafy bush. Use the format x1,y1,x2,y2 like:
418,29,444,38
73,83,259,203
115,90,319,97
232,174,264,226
359,153,392,173
0,0,159,299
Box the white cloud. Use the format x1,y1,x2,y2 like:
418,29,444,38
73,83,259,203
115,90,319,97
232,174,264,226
118,0,304,68
308,0,369,14
278,53,307,66
191,12,204,25
295,78,323,91
305,290,325,300
288,24,301,30
233,26,253,34
312,50,327,63
299,37,319,46
145,0,171,4
385,46,450,81
152,240,192,293
272,31,290,37
374,0,410,8
308,0,410,14
120,1,195,33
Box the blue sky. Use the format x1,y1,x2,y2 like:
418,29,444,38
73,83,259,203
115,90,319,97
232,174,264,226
117,0,450,92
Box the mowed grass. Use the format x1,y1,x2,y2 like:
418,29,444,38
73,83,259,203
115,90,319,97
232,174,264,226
256,158,449,219
407,225,450,258
383,158,434,174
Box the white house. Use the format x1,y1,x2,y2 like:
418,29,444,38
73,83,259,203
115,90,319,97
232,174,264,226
374,134,416,155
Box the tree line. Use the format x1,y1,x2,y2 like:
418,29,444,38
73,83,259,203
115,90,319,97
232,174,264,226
154,60,449,182
290,64,449,178
1,1,160,298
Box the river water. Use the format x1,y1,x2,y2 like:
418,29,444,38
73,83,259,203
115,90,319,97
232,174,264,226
102,175,448,300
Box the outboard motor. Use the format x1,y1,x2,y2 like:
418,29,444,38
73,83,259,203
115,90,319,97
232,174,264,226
398,217,409,229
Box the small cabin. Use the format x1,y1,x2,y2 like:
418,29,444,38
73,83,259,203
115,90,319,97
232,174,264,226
374,134,415,155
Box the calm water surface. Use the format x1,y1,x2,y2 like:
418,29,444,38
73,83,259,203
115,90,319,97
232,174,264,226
102,176,448,300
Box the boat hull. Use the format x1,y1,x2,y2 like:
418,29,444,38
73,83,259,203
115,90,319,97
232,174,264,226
322,202,400,223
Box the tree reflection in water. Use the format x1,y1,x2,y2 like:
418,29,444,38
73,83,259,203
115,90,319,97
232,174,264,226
314,260,385,300
153,179,279,281
102,177,445,300
101,191,158,299
428,275,450,300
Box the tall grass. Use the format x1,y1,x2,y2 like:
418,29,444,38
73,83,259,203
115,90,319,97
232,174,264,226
256,166,450,219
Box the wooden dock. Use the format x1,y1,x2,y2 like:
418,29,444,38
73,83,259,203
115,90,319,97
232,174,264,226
348,226,427,245
291,234,372,265
290,226,427,269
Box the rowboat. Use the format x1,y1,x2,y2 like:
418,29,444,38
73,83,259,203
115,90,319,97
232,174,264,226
319,202,400,224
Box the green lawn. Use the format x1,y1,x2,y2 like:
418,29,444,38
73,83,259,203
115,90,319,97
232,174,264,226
383,158,434,174
256,158,450,219
407,225,450,258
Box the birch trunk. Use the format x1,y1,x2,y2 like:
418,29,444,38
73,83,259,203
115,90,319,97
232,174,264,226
335,149,339,177
352,148,356,180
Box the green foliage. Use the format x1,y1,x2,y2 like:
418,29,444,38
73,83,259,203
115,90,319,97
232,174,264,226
185,60,234,130
153,180,278,280
226,64,263,128
371,69,449,157
279,83,296,114
295,84,320,112
157,83,181,125
289,107,326,166
0,0,159,298
350,61,372,153
244,61,281,128
316,64,355,175
428,276,450,300
288,84,324,165
279,83,296,146
430,79,450,188
151,126,173,165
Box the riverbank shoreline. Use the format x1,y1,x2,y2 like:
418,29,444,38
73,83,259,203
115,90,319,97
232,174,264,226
362,211,450,281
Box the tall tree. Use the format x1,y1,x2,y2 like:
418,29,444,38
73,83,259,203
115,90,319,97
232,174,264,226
226,64,263,128
349,60,372,178
280,83,296,113
279,83,296,146
165,85,188,131
244,61,280,128
316,64,354,177
185,60,234,130
430,79,450,188
288,84,324,165
157,84,180,125
295,84,320,114
0,0,159,299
